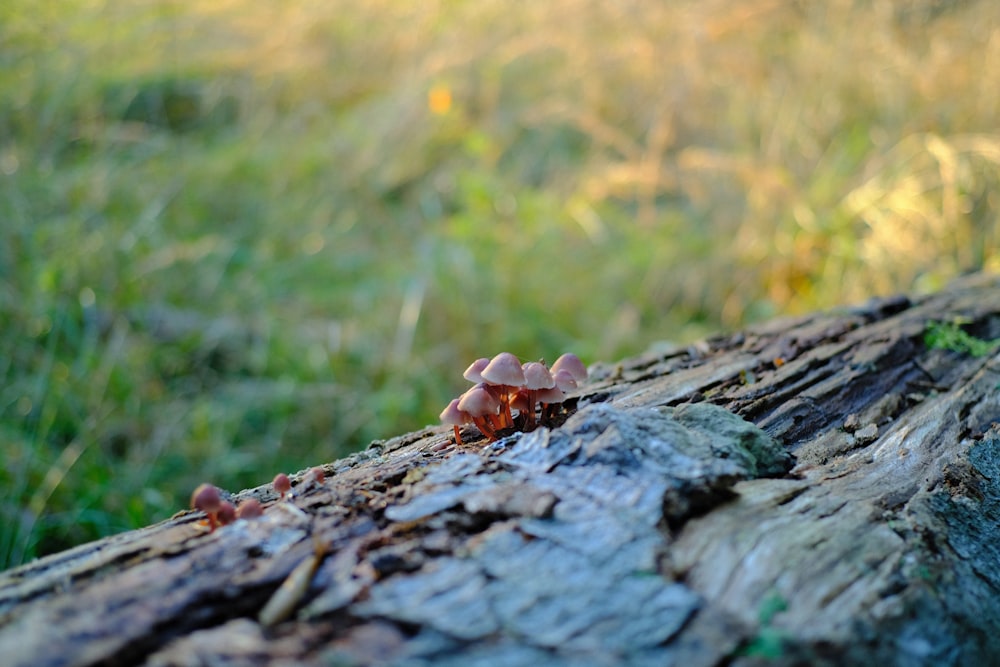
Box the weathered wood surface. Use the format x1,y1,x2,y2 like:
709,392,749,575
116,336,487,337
2,273,1000,666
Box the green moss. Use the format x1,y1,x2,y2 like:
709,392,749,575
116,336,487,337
924,320,999,357
735,592,790,659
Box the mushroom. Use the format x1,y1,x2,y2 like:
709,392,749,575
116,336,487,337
190,483,223,532
463,357,508,410
536,384,568,422
457,383,501,441
552,368,578,392
481,352,526,428
509,389,533,425
440,397,472,446
536,385,567,404
463,357,490,383
236,498,264,519
217,501,237,526
551,353,587,383
509,388,529,411
521,361,555,428
273,472,292,500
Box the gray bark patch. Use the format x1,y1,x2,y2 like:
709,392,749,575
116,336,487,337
360,403,783,662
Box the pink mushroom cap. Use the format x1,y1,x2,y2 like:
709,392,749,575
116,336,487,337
536,386,567,404
552,368,579,392
440,397,472,425
457,384,501,417
482,352,526,388
273,472,292,497
217,501,237,526
236,498,264,519
191,483,222,514
463,358,490,383
551,353,587,383
521,361,555,390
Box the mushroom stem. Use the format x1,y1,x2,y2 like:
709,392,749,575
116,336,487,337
471,415,497,441
452,425,464,446
481,353,525,429
520,361,555,430
482,384,509,427
525,389,538,428
499,388,515,428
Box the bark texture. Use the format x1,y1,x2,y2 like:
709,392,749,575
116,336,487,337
2,273,1000,666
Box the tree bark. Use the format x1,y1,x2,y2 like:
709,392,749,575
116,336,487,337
2,273,1000,666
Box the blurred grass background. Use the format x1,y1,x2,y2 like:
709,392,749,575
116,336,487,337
2,0,999,569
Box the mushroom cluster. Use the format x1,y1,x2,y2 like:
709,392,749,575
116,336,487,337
188,466,326,533
190,483,263,532
440,352,587,445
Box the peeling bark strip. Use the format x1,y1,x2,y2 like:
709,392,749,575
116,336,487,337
2,273,1000,666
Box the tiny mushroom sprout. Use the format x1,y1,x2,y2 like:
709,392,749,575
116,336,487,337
191,483,223,532
273,472,292,500
236,498,264,519
481,352,526,428
296,466,327,494
309,467,326,485
217,501,237,527
442,351,586,444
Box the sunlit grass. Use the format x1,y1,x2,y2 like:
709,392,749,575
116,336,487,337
1,0,998,569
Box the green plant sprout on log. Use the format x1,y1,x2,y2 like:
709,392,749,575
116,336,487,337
924,319,1000,357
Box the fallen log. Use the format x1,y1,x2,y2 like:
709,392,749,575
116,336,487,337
2,273,999,666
